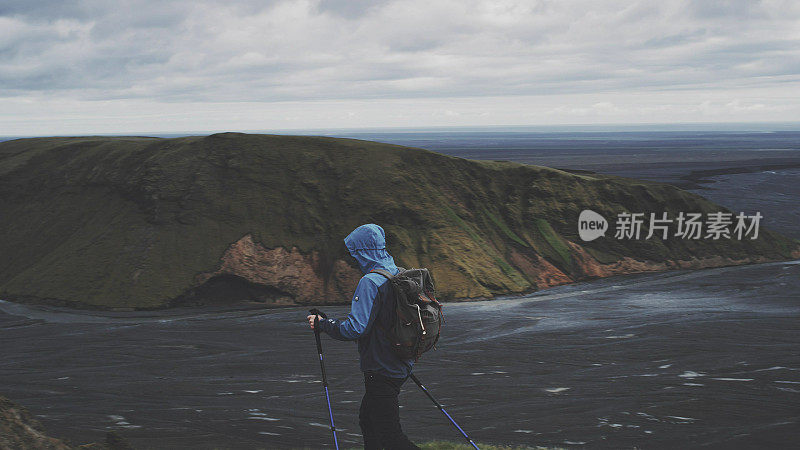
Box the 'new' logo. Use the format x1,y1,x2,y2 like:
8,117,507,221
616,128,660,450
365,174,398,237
578,210,608,241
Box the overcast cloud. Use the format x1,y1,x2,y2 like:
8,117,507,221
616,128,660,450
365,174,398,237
2,0,800,134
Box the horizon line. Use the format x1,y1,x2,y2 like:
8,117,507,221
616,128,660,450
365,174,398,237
3,121,800,140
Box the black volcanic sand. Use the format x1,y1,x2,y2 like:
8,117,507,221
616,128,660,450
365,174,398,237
1,260,799,449
683,168,800,240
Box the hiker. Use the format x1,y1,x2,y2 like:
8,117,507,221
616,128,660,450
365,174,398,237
307,223,420,450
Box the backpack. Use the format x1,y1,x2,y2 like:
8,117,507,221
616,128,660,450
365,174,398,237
371,268,443,361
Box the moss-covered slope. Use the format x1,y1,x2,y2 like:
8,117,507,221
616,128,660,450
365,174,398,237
1,133,797,309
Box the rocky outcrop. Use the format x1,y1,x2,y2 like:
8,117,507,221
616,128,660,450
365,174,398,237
178,234,361,306
0,394,135,449
0,395,71,449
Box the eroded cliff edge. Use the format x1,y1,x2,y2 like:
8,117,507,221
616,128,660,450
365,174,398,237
1,133,798,309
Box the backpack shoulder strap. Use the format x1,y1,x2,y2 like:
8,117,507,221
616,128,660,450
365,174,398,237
369,269,395,280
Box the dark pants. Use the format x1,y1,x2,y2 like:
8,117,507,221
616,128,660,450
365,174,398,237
359,372,420,450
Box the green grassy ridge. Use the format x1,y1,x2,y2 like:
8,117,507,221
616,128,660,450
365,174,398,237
0,133,796,309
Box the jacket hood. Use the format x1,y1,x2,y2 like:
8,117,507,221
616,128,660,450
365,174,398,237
344,224,398,274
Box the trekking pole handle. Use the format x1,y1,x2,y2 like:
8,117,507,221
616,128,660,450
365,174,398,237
309,309,328,336
309,308,328,320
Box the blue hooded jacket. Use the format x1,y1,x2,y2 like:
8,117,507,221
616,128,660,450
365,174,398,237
317,224,414,378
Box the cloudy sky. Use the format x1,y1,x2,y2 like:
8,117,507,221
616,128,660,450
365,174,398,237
2,0,799,135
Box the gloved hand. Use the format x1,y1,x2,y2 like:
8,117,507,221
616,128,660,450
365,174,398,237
307,309,328,330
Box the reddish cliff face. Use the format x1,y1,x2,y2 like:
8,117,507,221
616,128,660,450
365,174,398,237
176,234,800,306
186,234,362,306
508,249,574,289
564,241,799,280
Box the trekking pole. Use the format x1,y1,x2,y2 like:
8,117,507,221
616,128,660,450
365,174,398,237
309,308,339,450
409,373,480,450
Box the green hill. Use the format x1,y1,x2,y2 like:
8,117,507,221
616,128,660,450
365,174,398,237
1,133,797,310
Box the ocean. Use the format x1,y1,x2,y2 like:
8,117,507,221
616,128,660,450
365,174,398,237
1,130,799,448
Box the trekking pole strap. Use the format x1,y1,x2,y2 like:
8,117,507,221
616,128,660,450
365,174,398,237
409,373,480,450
